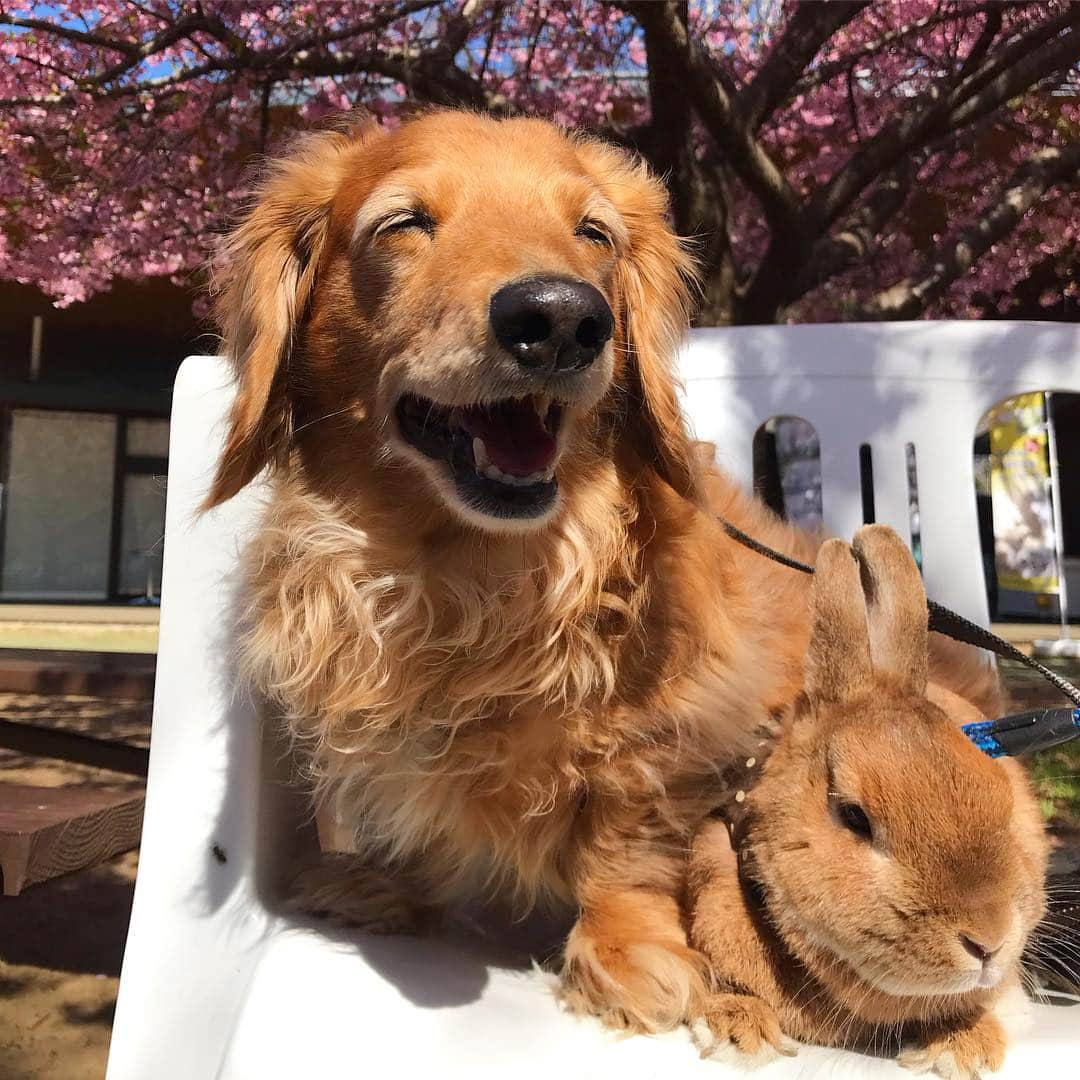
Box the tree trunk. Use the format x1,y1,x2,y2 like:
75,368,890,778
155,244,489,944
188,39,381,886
638,2,734,327
695,259,737,326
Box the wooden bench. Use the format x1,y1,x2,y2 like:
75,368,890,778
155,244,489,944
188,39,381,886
0,674,151,895
0,782,144,896
0,648,155,699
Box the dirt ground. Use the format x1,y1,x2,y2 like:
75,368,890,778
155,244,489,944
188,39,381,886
1,665,1079,1079
0,694,148,1080
0,851,137,1080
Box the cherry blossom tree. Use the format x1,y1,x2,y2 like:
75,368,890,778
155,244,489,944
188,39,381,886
2,1,1078,324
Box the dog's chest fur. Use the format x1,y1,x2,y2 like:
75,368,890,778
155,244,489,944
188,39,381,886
240,480,797,905
333,706,605,904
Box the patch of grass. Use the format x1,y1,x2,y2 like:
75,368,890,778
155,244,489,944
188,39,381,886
1028,740,1080,828
998,658,1080,827
0,623,157,654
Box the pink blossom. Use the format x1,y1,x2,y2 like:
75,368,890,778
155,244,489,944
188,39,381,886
0,1,1076,322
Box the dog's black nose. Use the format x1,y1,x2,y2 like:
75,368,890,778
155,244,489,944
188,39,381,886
489,275,614,373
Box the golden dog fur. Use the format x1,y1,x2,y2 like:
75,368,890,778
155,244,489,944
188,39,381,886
205,110,1002,1033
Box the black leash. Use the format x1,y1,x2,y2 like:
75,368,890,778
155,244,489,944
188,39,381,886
718,516,1080,757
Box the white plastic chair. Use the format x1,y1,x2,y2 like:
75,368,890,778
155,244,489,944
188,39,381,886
108,322,1080,1079
680,321,1080,627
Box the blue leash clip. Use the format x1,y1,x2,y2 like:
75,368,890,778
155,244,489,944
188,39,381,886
962,707,1080,758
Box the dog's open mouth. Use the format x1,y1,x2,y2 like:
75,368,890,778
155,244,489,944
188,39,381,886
395,393,564,519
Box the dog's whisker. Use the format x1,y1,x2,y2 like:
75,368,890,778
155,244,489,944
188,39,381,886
292,406,358,436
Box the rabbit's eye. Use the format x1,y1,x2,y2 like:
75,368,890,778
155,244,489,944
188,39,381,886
837,800,873,841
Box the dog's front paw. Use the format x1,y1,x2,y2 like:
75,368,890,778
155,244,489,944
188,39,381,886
559,891,709,1033
288,853,427,934
691,993,798,1068
899,1014,1007,1079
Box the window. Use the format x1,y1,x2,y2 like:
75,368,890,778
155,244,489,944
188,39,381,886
1,410,116,599
0,408,168,603
975,391,1080,622
753,416,822,530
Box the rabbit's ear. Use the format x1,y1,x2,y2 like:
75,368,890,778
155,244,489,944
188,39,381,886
806,539,873,702
852,525,928,695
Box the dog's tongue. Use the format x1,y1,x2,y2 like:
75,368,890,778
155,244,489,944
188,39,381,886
460,398,556,476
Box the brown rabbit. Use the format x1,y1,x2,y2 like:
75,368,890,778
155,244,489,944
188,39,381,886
687,525,1049,1077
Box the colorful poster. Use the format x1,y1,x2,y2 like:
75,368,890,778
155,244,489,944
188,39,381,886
987,392,1060,598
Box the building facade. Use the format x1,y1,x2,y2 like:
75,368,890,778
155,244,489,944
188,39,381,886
0,279,198,604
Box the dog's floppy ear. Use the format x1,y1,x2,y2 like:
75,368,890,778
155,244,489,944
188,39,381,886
581,144,701,501
204,124,367,509
616,213,700,500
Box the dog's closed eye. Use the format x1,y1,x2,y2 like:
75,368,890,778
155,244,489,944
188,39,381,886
575,219,614,247
374,209,436,239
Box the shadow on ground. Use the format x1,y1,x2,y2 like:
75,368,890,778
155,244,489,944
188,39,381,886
0,850,136,1080
0,852,136,976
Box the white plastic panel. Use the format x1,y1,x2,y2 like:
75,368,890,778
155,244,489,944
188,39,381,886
109,325,1080,1079
679,321,1080,625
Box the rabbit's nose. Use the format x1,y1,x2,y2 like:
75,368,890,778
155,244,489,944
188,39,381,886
958,933,1001,964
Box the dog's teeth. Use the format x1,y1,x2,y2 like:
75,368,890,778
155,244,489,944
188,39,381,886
482,463,510,483
472,437,489,469
535,394,552,421
478,462,554,487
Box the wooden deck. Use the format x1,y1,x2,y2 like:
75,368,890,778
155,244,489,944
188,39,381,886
0,657,153,895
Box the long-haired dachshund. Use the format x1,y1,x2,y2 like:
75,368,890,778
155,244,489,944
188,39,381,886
205,109,1002,1032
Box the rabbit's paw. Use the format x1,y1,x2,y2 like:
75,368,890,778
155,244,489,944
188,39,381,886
690,993,798,1068
899,1014,1007,1080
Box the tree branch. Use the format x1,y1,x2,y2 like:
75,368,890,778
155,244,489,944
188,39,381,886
948,19,1080,131
0,1,493,110
792,3,1010,95
808,16,1080,234
636,1,732,320
957,5,1003,80
955,5,1078,102
477,1,504,81
861,142,1080,320
84,11,248,90
258,77,272,155
627,0,802,235
0,2,443,94
441,0,487,55
791,161,919,302
281,1,441,58
738,0,869,131
0,13,137,54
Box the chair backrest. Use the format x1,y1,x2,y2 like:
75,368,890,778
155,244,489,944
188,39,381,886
107,355,283,1079
108,322,1080,1078
677,321,1080,626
